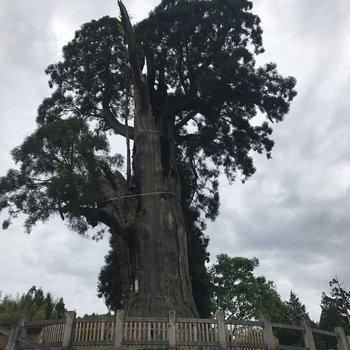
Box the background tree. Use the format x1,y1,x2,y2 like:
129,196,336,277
283,291,310,324
319,293,346,330
0,286,66,323
327,277,350,326
55,298,66,319
209,254,285,320
0,0,296,317
276,291,310,346
314,277,350,350
316,291,349,350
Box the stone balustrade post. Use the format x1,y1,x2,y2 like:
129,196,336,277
168,310,176,350
301,320,316,350
18,315,28,339
335,326,350,350
262,316,276,350
216,310,227,349
6,325,19,350
114,309,124,349
62,311,76,350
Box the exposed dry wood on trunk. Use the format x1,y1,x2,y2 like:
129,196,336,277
124,69,132,187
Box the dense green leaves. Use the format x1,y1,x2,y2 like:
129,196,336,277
327,277,350,325
318,277,350,332
134,0,296,224
209,254,285,320
276,291,310,346
315,288,349,350
39,16,130,128
137,0,296,181
319,295,346,330
0,117,121,233
283,291,310,324
97,236,123,313
0,286,66,323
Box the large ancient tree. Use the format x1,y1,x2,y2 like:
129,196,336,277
0,0,296,317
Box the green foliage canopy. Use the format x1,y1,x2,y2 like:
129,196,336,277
0,0,296,236
209,254,285,320
283,291,310,324
136,0,296,218
319,277,350,332
316,287,349,350
0,117,123,234
327,277,350,326
276,291,310,346
97,236,123,313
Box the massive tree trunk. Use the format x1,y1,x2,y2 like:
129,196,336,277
96,1,198,317
124,108,198,316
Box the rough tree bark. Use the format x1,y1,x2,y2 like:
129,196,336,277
94,1,199,317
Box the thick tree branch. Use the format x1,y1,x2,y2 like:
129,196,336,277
100,164,129,195
175,111,198,130
102,101,134,139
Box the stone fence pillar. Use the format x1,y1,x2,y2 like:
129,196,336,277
62,311,76,350
262,316,276,350
301,320,316,350
114,309,124,349
216,310,227,349
335,326,350,350
168,310,176,350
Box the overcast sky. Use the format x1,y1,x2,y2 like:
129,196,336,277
1,0,350,322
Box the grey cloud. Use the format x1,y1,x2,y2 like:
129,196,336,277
0,217,110,315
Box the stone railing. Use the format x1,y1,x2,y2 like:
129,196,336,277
0,310,349,350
